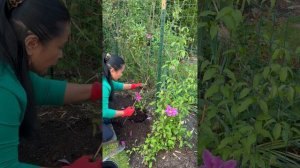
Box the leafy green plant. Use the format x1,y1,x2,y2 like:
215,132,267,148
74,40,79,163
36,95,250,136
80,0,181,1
130,59,197,167
133,91,147,111
199,51,300,167
103,0,196,88
198,1,300,167
55,0,100,81
104,1,197,167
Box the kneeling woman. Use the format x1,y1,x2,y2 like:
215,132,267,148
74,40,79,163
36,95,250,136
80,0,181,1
102,53,142,142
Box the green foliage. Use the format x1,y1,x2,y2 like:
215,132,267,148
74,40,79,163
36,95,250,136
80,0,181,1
56,0,100,81
103,0,196,87
130,59,197,167
103,142,130,168
199,0,300,167
104,1,197,167
200,59,300,167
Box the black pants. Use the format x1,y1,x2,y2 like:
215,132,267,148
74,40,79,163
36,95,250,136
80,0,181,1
102,119,113,142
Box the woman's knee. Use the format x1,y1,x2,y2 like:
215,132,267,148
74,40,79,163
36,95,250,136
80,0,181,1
102,124,113,142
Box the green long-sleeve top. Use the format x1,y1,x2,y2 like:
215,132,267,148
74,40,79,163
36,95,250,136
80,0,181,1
0,63,67,168
102,76,124,118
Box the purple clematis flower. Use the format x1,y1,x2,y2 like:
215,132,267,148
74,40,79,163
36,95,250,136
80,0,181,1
121,141,126,146
165,105,178,117
200,149,237,168
146,33,153,39
135,92,142,102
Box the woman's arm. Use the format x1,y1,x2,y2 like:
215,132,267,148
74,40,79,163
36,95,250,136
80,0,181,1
112,81,142,91
115,110,125,117
30,72,100,105
64,83,92,104
123,83,143,90
0,89,39,168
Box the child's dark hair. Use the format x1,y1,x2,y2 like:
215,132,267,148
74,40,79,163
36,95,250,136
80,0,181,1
102,53,125,101
0,0,70,138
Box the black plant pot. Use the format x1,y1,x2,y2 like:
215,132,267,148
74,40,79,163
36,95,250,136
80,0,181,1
103,160,119,168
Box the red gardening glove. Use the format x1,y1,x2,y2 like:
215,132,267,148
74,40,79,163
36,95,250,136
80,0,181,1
90,82,101,101
130,83,143,89
122,106,135,117
62,156,101,168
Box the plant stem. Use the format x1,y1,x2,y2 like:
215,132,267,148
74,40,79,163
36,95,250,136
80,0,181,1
122,77,150,126
212,0,219,13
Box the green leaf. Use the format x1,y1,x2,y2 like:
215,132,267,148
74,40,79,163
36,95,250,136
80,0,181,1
239,125,254,134
200,10,217,16
237,97,255,113
255,120,262,131
218,136,233,149
271,0,276,8
205,84,219,99
287,67,294,78
218,100,231,107
231,10,243,25
296,47,300,54
280,67,288,82
295,86,300,94
272,49,281,60
282,122,290,144
270,64,281,73
278,85,286,98
199,22,208,28
258,100,268,113
210,24,218,39
285,50,291,61
257,112,272,121
264,119,276,128
263,67,271,79
202,68,217,82
221,85,231,98
216,7,233,20
221,15,235,30
269,84,278,99
231,104,239,117
200,60,210,72
245,133,256,153
239,88,251,99
253,74,262,87
224,69,236,81
273,123,282,140
259,129,273,140
287,86,295,103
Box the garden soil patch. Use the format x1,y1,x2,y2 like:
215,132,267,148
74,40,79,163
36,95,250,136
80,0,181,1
19,103,101,167
109,93,151,150
109,93,197,168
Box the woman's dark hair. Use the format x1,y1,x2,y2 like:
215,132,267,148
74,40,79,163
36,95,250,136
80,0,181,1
102,53,125,101
0,0,70,138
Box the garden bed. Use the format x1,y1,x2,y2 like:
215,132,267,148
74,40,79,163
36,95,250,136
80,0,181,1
19,103,100,167
110,93,151,150
110,93,197,168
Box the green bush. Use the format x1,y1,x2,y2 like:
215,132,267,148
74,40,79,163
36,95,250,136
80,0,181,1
54,0,100,81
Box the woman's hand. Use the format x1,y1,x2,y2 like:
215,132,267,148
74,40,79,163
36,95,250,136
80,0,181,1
122,106,135,117
123,83,144,90
90,81,101,101
130,83,143,89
